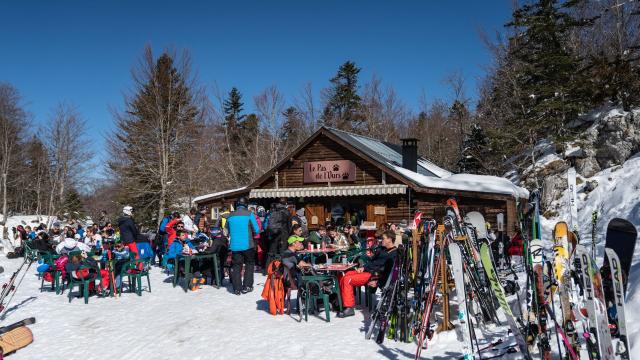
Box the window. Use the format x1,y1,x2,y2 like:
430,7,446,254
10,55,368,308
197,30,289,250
211,207,220,220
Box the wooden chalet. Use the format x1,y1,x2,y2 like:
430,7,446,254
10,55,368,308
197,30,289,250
193,127,528,235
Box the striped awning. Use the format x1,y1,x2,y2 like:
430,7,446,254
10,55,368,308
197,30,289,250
249,184,407,198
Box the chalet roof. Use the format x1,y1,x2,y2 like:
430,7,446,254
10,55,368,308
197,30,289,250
325,127,452,178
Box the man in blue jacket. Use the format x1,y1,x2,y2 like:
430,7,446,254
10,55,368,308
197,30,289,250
225,197,260,295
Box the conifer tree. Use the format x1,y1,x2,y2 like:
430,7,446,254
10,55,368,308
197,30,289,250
322,61,364,131
109,48,201,225
505,0,589,139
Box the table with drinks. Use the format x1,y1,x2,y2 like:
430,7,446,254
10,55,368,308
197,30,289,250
298,243,348,265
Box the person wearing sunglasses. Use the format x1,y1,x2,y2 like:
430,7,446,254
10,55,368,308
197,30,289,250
166,219,185,250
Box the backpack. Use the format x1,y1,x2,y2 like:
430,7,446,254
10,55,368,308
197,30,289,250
158,215,172,234
267,208,289,234
261,260,285,315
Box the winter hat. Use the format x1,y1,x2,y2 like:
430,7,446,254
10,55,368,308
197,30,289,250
287,235,304,245
123,205,133,216
296,208,305,217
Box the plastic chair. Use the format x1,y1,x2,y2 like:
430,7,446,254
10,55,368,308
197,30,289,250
124,258,151,296
300,274,343,322
39,252,62,294
67,265,99,304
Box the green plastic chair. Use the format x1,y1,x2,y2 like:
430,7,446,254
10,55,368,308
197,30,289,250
66,264,100,304
300,274,343,322
39,252,63,294
124,257,151,296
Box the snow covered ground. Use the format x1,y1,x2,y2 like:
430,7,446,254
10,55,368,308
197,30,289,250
0,256,525,360
540,152,640,356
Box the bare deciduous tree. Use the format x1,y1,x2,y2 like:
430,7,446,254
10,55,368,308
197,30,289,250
0,83,27,224
45,103,92,217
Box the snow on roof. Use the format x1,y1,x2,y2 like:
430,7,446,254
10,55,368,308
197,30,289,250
192,187,248,204
391,164,529,199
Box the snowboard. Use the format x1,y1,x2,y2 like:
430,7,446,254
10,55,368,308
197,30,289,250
604,218,637,293
576,244,615,360
464,211,487,240
479,243,530,358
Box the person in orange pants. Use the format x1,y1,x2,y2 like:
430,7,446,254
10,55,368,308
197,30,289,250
337,230,398,318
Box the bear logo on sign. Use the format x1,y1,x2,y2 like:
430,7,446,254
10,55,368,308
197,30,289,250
342,172,350,180
333,164,340,172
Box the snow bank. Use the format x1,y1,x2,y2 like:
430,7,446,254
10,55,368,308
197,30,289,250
541,152,640,354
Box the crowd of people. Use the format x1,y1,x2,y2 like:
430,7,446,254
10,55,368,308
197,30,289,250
6,198,408,320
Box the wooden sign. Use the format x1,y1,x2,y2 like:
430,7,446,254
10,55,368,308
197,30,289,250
303,160,356,183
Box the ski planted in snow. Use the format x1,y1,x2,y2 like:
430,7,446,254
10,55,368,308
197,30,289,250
448,243,474,360
479,243,530,359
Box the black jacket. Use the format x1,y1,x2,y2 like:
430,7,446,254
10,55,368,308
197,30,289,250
117,215,139,244
266,204,291,235
364,246,397,286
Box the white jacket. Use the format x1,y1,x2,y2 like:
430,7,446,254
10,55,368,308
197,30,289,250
56,238,91,255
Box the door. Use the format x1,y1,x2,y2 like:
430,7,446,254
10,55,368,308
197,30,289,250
366,204,387,229
305,204,326,230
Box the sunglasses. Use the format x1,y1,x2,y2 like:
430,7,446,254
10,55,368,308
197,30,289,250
177,226,184,228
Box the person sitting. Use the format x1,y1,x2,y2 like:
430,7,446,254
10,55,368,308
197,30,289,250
165,230,195,272
307,225,330,246
328,226,349,248
281,234,310,289
56,231,91,255
206,227,229,284
102,240,131,289
32,231,54,252
336,230,398,318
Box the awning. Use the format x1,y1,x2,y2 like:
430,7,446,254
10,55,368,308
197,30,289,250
249,184,407,198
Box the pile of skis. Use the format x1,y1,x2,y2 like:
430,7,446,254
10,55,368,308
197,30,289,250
365,193,636,360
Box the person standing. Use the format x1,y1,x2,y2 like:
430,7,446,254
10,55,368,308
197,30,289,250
265,198,291,266
225,197,260,295
117,205,140,258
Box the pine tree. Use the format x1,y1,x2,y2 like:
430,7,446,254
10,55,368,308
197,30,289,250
321,61,364,131
281,106,305,148
109,48,201,226
223,87,245,130
457,124,490,174
505,0,589,139
61,188,85,221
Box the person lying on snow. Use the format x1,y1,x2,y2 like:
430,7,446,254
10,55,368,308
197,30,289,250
336,230,398,318
281,233,311,289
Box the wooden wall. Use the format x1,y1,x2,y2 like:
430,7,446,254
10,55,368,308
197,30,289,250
257,135,403,189
414,192,515,235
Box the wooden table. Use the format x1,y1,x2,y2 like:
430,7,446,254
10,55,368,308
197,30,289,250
313,263,356,273
172,252,221,292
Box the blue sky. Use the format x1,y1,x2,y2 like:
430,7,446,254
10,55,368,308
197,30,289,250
0,1,513,162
